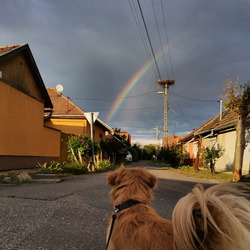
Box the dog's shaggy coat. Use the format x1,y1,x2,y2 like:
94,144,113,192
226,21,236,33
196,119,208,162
107,166,250,250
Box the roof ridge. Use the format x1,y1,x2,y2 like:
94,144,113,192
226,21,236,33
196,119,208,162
0,44,26,56
0,44,24,49
46,87,84,115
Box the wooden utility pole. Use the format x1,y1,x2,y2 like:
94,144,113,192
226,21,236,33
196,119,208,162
157,79,175,147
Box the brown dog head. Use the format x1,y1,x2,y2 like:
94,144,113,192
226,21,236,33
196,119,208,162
107,165,157,205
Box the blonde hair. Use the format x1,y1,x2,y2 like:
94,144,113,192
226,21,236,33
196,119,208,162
173,183,250,250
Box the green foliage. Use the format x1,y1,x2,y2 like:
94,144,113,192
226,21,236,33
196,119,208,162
158,146,182,168
202,145,224,169
132,143,142,160
38,161,88,175
96,159,112,172
67,134,100,162
61,162,88,175
128,147,138,162
37,162,63,174
178,165,193,170
142,144,157,160
167,166,233,182
100,137,125,163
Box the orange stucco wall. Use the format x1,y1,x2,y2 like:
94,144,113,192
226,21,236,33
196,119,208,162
45,118,88,135
0,81,60,157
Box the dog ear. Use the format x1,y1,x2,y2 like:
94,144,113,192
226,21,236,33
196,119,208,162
142,171,157,189
107,171,119,186
147,173,157,189
107,166,124,186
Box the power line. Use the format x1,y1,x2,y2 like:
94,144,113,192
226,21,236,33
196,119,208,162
127,0,158,78
113,106,157,111
72,90,157,101
151,0,169,78
88,106,158,112
169,90,219,102
160,0,175,79
137,0,162,79
171,98,195,131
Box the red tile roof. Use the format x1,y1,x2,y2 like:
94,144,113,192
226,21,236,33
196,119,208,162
179,114,219,142
0,44,23,55
196,110,238,135
46,88,84,116
181,110,250,142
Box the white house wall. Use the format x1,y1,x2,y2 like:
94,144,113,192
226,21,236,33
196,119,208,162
244,128,250,174
215,131,236,172
207,129,250,175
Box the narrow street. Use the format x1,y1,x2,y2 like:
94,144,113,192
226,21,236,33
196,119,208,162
0,161,214,250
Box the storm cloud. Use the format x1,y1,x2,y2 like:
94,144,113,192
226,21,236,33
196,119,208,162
1,0,249,144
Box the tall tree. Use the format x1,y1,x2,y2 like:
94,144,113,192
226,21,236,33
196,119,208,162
221,76,250,181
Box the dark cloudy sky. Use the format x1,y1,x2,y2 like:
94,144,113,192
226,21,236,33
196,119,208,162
1,0,249,144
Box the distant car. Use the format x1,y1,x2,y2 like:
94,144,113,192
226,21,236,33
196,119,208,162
125,151,132,163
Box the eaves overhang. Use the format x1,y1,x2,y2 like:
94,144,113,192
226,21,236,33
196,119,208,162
0,44,53,109
195,123,236,137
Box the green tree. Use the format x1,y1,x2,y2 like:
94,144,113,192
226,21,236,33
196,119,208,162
143,144,157,160
132,143,142,160
100,137,125,163
158,145,182,168
221,77,250,181
202,145,224,174
127,147,138,162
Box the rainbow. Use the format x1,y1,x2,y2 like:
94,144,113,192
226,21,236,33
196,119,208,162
105,43,172,123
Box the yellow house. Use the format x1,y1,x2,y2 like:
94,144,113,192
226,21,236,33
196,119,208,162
44,88,114,161
0,44,61,170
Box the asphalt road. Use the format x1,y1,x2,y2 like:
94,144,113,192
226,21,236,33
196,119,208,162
0,161,215,250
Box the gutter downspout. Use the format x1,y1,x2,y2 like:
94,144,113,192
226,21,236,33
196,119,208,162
44,110,53,120
202,129,214,139
220,99,223,121
184,138,194,146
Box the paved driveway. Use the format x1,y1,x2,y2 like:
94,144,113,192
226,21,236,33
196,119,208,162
0,161,214,250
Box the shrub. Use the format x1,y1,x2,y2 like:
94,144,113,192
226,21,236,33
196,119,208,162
100,138,125,163
132,143,142,160
128,147,138,162
142,144,157,160
96,159,111,172
202,145,224,174
61,162,88,175
67,134,100,163
38,161,63,174
158,146,182,168
38,161,88,175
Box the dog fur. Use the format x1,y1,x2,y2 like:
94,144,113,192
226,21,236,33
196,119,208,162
107,165,250,250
